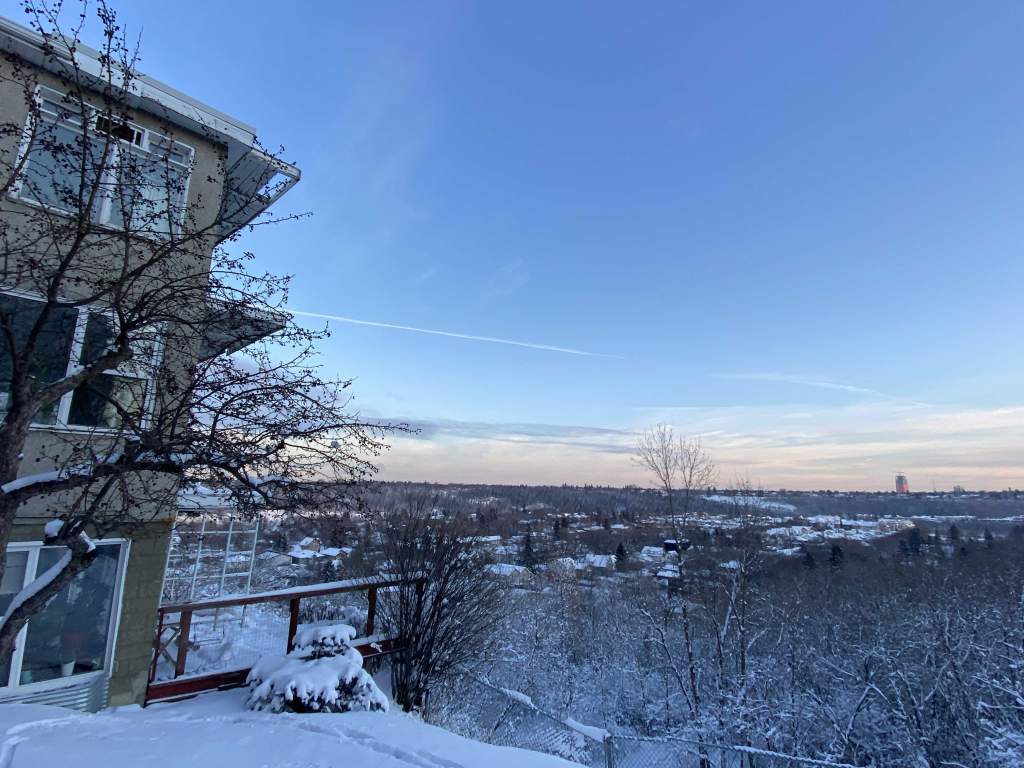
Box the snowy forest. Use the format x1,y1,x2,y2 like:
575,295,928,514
170,479,1024,767
438,523,1024,766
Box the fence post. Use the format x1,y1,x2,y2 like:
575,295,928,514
286,597,301,652
148,609,166,685
174,610,192,678
366,586,377,636
603,735,615,768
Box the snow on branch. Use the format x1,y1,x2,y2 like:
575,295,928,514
0,548,70,635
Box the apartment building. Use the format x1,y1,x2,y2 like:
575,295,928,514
0,15,298,709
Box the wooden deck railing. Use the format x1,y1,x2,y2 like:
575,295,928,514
145,575,425,705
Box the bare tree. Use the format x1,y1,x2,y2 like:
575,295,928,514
0,1,399,659
375,494,503,712
633,424,716,530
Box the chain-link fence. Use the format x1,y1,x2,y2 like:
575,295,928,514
425,673,606,766
605,734,859,768
428,673,860,768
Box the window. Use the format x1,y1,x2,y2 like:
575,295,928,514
109,141,191,238
0,293,78,424
15,87,193,239
0,551,28,687
0,292,162,431
0,542,126,689
67,310,157,429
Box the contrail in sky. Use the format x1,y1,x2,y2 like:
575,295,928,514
286,309,622,359
716,372,888,397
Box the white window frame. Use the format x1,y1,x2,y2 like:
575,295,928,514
0,288,165,433
0,538,130,696
10,85,195,240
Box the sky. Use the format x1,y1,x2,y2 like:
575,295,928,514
21,1,1024,490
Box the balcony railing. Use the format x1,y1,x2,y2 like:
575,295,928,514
145,574,424,705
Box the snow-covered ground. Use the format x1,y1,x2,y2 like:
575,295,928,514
703,495,797,513
0,688,580,767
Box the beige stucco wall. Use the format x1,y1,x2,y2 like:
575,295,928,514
105,520,174,705
0,53,231,706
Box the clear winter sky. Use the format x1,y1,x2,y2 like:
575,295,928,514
32,1,1024,490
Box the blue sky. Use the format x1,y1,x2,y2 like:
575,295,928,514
35,1,1024,489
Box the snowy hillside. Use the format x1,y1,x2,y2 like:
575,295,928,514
0,689,580,768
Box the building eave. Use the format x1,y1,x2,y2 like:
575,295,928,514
0,15,301,242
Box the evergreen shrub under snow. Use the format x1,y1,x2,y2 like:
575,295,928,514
246,622,388,714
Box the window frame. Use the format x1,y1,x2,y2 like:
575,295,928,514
10,85,195,240
0,288,165,433
0,538,130,696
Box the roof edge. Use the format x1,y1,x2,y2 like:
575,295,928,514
0,14,259,146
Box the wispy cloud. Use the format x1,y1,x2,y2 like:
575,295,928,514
377,402,1024,490
378,416,638,484
400,417,636,453
287,309,622,359
715,372,923,403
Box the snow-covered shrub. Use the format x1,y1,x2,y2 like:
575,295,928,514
246,622,387,714
292,622,358,657
298,600,368,630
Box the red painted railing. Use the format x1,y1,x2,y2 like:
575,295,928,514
146,575,424,705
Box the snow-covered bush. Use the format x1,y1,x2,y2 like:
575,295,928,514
292,622,359,657
246,622,387,714
298,600,368,629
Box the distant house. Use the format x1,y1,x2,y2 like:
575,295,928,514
287,546,319,564
287,539,345,565
493,544,518,560
638,546,665,563
655,563,682,586
486,563,534,586
663,539,691,554
582,553,616,575
548,557,578,578
256,550,293,568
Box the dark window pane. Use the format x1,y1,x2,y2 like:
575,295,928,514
20,545,120,684
0,551,29,688
79,311,117,367
0,294,77,424
80,313,159,377
67,373,147,429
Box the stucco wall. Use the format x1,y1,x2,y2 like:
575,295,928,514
0,53,229,707
106,519,173,706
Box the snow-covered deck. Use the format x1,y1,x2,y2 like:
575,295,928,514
148,575,425,705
